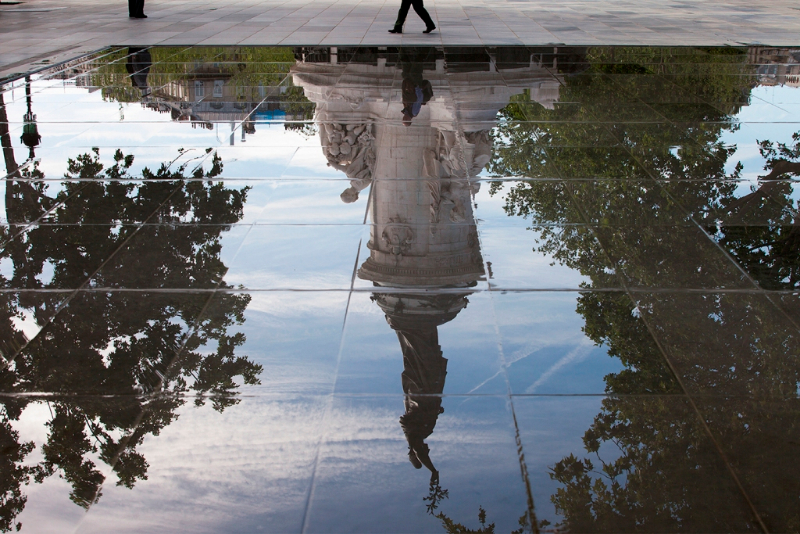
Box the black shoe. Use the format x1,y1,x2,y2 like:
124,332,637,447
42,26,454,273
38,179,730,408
423,25,436,33
131,13,147,18
388,27,402,33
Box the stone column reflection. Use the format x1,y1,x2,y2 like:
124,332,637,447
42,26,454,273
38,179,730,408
293,48,562,481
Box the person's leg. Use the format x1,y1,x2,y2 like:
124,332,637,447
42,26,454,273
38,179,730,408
410,0,435,30
390,0,413,32
129,0,145,17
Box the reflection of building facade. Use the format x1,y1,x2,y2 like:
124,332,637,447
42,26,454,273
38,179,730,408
293,47,563,479
140,72,303,137
62,53,316,140
141,71,306,132
748,47,800,88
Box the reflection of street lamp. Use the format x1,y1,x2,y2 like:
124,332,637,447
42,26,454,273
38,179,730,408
20,76,40,160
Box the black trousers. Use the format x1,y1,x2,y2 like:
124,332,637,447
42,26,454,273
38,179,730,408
129,0,145,16
394,0,434,29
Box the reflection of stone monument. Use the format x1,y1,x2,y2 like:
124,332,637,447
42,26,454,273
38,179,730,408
373,292,467,481
293,48,562,480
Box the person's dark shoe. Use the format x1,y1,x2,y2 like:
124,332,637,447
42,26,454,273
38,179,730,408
131,13,147,18
423,25,436,33
388,27,402,33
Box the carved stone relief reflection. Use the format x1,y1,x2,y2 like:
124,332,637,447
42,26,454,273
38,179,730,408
381,218,415,257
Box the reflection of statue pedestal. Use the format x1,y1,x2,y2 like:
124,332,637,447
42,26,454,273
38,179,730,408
363,125,483,286
293,60,561,290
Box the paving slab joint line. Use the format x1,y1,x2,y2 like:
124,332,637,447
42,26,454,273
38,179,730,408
298,227,364,534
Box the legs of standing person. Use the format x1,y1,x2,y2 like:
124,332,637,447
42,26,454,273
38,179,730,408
410,0,435,30
129,0,145,17
391,0,413,32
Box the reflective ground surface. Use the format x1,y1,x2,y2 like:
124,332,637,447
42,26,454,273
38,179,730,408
1,45,800,533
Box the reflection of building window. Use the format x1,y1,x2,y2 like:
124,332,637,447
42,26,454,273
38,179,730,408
213,80,224,98
194,81,204,99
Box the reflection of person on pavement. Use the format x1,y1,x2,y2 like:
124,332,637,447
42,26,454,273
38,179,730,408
401,57,433,126
388,314,448,483
126,47,152,97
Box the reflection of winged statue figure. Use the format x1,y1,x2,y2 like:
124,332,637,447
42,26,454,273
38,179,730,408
375,293,471,483
394,316,446,480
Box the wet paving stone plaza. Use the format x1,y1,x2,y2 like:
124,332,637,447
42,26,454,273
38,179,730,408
1,44,800,533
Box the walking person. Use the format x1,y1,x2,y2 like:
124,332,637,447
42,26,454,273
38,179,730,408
388,0,436,34
129,0,146,18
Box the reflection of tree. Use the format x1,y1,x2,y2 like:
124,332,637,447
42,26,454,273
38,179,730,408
424,478,449,515
488,48,749,394
547,288,799,532
0,400,36,533
94,47,297,101
0,123,260,528
438,506,496,533
436,506,545,534
549,397,752,532
713,133,800,290
489,47,800,531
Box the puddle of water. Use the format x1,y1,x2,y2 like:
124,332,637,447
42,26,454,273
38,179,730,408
1,45,799,533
